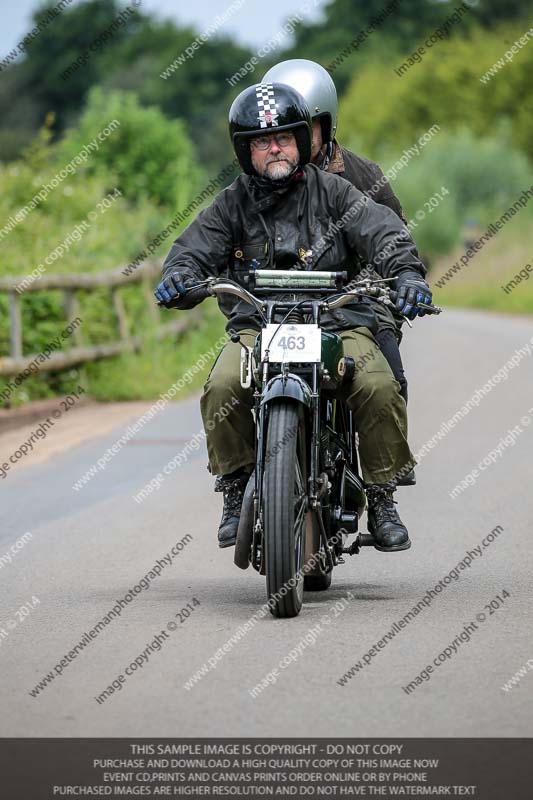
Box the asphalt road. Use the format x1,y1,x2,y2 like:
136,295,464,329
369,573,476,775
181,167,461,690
1,308,532,737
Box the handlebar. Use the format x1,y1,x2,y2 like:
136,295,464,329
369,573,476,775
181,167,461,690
322,284,441,315
157,276,442,316
185,283,212,304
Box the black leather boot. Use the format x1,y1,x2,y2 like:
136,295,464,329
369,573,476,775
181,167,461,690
366,483,411,552
214,473,249,548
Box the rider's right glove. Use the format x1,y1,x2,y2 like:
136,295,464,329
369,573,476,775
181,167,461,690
154,272,207,309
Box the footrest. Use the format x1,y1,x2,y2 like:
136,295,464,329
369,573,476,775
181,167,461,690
342,532,376,556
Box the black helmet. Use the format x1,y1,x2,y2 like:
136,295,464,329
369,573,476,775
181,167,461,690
229,82,312,175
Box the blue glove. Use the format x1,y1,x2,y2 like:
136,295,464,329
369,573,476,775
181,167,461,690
154,272,187,307
395,277,432,320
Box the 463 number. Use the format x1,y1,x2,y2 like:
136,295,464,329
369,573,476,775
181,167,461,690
278,335,305,350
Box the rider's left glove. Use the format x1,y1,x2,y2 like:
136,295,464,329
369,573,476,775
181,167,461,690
395,276,432,320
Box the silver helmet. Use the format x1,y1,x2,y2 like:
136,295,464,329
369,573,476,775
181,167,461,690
262,59,338,143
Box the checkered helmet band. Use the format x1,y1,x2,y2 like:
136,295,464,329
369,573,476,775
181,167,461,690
255,84,281,128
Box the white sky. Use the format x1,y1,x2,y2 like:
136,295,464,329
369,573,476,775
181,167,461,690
0,0,327,54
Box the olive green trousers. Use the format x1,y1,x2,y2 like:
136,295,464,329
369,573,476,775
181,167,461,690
200,327,414,485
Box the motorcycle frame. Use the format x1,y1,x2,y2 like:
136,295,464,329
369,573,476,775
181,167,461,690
248,294,358,576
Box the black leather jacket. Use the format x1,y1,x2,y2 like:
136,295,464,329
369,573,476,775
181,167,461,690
161,163,425,334
324,142,410,336
327,141,406,224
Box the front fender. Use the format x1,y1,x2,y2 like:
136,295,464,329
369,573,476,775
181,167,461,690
259,373,312,410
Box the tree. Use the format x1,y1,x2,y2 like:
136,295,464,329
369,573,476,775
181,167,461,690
282,0,530,93
101,18,252,171
338,21,533,163
0,1,252,172
23,0,143,124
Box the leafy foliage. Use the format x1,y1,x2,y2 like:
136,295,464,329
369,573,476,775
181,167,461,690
0,94,206,406
382,128,533,259
56,87,204,206
339,22,533,162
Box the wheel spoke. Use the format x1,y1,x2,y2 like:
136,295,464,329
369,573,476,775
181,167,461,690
294,499,306,532
293,496,306,573
293,446,307,573
294,458,304,495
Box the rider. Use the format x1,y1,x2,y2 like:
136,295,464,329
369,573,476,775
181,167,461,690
155,83,431,552
262,59,412,405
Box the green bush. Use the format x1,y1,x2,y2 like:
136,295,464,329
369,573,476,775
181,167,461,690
362,129,533,259
86,301,226,402
55,87,205,207
407,127,533,220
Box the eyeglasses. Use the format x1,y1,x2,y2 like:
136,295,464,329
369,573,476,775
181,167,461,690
250,132,296,151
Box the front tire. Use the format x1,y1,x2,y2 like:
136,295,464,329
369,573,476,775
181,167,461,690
263,401,307,618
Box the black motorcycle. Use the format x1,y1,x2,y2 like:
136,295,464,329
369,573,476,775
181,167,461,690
169,271,441,618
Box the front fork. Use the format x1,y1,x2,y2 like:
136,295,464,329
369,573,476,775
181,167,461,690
250,359,269,572
249,357,337,575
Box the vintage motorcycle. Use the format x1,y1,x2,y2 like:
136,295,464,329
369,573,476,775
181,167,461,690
168,271,441,618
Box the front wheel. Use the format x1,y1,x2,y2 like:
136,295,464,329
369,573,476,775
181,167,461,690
263,401,307,618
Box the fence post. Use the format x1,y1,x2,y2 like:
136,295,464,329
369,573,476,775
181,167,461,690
111,287,130,344
8,292,22,358
63,290,83,345
143,279,159,322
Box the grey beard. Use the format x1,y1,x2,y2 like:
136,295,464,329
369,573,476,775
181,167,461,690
265,160,294,180
253,156,298,180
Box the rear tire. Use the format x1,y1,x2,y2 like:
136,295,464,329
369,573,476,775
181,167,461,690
263,401,307,618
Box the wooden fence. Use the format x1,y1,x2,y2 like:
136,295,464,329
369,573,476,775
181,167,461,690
0,262,192,377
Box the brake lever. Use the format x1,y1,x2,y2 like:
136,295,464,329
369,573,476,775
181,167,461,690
418,301,443,314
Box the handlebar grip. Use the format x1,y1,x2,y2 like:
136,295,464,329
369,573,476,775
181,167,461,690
185,283,210,303
157,283,210,309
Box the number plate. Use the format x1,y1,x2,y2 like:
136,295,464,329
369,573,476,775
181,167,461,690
261,324,322,363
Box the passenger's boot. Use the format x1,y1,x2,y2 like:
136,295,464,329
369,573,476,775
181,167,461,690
396,467,417,486
366,483,411,552
214,470,249,548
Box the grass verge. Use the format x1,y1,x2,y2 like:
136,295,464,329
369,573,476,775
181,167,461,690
430,213,532,316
